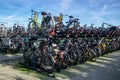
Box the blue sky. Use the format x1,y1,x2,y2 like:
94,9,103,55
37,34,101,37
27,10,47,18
0,0,120,27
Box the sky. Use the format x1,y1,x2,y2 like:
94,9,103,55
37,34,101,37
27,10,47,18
0,0,120,28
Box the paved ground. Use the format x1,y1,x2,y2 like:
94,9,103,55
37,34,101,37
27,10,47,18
0,51,120,80
0,53,22,62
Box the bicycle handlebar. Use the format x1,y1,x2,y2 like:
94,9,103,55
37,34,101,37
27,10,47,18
31,9,47,15
62,14,74,18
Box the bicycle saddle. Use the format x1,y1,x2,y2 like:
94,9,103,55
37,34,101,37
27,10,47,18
69,16,73,18
66,22,69,23
41,12,47,15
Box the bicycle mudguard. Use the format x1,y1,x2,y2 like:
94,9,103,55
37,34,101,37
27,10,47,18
58,51,64,63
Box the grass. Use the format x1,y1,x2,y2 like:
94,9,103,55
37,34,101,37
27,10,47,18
14,61,52,78
0,52,7,55
0,51,19,55
14,61,74,79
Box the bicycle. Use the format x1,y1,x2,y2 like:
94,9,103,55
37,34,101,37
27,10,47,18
28,9,54,36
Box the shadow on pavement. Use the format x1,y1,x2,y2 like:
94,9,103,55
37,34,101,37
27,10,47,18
0,51,120,80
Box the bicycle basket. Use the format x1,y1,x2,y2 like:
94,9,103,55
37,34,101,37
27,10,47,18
53,16,60,22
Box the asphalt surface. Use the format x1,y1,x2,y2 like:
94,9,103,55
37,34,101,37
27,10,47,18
0,51,120,80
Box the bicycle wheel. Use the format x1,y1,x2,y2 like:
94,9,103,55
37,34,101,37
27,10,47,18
90,49,97,62
62,52,70,67
41,53,54,73
23,51,31,64
68,49,77,64
29,49,43,68
74,48,82,64
67,21,80,29
28,21,39,34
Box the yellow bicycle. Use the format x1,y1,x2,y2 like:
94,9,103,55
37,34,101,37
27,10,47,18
28,10,54,35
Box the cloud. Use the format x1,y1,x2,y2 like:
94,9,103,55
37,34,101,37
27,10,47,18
0,0,33,10
109,3,120,8
0,1,34,27
103,4,108,11
107,19,119,26
1,15,28,27
0,0,119,27
89,0,98,7
59,0,73,12
90,3,110,26
102,3,119,11
0,3,17,9
90,5,108,19
14,1,34,15
91,16,104,26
